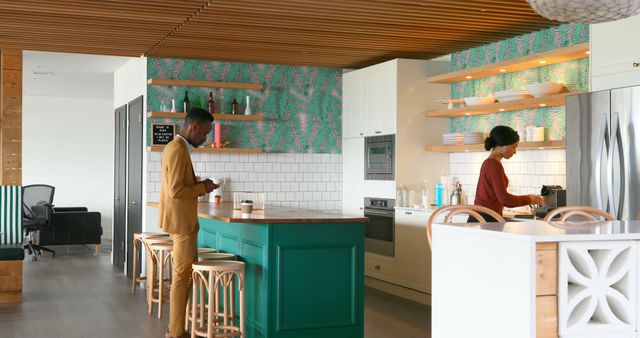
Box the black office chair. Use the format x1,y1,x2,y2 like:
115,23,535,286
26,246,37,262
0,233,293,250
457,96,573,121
22,184,56,261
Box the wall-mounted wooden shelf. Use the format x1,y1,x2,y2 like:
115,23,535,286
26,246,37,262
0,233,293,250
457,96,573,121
147,112,264,121
425,43,589,84
425,140,565,153
148,146,263,154
425,91,586,118
148,78,264,90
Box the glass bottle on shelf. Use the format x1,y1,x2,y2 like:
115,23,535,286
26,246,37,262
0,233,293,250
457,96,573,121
421,180,430,209
193,95,202,109
396,185,406,208
231,98,239,115
208,92,215,114
183,91,190,113
244,96,252,115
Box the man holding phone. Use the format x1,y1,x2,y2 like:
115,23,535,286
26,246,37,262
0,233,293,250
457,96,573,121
158,107,218,338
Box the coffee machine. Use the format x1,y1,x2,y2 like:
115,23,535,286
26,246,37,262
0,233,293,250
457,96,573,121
533,185,566,217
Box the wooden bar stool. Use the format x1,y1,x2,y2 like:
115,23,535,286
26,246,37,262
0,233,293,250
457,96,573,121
198,247,217,255
198,252,235,262
147,240,174,318
131,232,170,294
190,261,245,338
186,252,237,330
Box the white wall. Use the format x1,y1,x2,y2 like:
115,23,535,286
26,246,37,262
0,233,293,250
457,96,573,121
114,57,146,109
23,95,114,236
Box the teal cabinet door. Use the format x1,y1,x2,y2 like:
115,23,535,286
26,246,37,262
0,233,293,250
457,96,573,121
198,218,364,338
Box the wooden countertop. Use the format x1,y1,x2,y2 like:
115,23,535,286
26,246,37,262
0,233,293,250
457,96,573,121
146,202,368,224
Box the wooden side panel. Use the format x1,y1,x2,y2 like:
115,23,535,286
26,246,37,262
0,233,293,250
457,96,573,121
0,49,22,185
536,244,558,296
536,243,558,338
536,296,558,338
0,291,22,303
0,260,22,303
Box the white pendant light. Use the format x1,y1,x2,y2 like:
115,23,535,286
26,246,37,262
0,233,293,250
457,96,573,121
527,0,640,23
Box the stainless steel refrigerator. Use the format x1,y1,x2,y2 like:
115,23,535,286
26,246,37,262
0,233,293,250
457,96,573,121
566,86,640,220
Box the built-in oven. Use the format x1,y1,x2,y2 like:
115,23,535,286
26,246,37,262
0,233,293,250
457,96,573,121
364,135,394,180
363,197,395,257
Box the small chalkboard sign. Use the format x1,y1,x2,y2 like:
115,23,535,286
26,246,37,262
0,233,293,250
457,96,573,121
152,123,175,145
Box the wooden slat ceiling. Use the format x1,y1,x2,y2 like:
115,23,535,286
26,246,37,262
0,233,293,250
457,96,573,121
0,0,560,68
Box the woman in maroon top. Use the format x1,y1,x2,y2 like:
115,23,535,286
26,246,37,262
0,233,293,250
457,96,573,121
470,126,543,222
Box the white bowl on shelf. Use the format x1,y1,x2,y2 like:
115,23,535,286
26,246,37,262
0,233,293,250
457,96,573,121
463,95,496,106
524,82,566,97
494,89,533,102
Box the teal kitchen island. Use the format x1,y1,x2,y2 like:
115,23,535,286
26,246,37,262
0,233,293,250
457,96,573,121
148,202,366,338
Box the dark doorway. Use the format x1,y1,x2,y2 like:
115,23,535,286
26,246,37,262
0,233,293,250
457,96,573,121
113,105,127,271
126,96,143,276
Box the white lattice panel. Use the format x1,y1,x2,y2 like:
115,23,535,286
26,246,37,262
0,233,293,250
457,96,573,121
559,241,637,337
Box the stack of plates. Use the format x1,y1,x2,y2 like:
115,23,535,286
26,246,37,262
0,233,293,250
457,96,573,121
495,89,532,102
463,132,484,144
442,133,463,145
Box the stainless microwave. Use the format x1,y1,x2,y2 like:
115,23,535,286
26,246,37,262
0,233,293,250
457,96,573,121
364,135,394,180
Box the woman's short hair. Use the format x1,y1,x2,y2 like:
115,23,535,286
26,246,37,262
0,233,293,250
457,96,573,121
484,125,519,151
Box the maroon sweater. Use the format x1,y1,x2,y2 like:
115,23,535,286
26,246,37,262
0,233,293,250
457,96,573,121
474,158,532,216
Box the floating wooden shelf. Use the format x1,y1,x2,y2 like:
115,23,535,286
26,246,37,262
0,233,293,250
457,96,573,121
147,112,265,121
425,140,565,153
148,146,263,154
148,78,264,90
425,43,589,84
425,91,586,118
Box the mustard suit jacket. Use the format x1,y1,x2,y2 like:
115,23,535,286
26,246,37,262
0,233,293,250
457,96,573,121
158,137,206,234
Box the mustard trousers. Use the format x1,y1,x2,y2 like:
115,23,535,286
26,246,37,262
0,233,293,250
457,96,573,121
168,226,198,336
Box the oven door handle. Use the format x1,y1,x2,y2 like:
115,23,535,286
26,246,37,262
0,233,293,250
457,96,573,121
363,209,395,217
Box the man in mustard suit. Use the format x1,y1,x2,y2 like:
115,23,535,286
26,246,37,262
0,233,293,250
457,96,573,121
159,107,216,338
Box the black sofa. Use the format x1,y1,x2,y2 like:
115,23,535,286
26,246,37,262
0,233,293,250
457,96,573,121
38,207,102,246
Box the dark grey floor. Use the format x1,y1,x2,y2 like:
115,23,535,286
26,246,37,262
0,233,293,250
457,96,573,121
0,246,430,338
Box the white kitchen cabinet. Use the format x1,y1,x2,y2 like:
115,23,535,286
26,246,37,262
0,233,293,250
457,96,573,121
364,61,397,136
365,252,395,283
342,137,364,213
591,14,640,91
342,70,366,138
395,209,431,293
394,208,469,295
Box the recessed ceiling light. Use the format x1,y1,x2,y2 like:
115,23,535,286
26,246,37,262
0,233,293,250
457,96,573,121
539,103,547,107
465,113,471,116
465,75,472,79
586,51,591,55
499,69,507,73
499,108,505,112
539,60,547,64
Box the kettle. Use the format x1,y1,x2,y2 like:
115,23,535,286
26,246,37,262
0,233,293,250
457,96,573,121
449,181,466,206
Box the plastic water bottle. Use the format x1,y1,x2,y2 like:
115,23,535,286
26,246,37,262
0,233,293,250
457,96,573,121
435,182,443,207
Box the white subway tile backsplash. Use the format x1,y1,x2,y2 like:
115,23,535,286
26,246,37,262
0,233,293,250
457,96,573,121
308,182,318,192
147,151,343,211
449,150,566,200
286,153,295,163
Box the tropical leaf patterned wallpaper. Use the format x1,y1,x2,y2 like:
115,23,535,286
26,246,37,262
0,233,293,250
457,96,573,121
449,23,590,140
147,59,342,153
